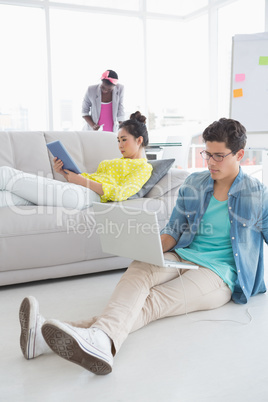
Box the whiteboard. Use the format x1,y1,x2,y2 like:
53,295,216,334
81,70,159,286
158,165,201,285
230,32,268,133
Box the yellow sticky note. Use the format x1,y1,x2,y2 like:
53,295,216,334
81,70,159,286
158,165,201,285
233,88,243,98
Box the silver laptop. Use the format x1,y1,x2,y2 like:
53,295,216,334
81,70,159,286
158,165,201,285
92,203,198,270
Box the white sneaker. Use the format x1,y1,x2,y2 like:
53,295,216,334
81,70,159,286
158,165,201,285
19,296,50,359
41,319,113,375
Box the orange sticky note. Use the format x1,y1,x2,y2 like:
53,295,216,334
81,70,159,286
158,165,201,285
233,88,243,98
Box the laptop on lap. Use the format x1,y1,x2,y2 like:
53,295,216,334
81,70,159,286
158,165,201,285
92,203,198,270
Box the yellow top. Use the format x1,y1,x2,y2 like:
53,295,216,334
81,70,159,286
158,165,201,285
81,157,152,202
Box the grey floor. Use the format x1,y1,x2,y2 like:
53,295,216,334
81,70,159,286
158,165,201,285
1,247,268,402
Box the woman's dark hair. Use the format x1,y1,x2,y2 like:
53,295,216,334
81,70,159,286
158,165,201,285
202,118,247,154
102,70,118,86
119,111,149,147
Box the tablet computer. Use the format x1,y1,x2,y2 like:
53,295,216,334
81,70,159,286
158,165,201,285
47,140,82,174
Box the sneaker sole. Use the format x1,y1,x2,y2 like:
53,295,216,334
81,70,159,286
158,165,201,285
19,297,38,359
41,323,112,375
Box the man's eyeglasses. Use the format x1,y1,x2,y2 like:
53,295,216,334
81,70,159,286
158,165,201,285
200,150,234,162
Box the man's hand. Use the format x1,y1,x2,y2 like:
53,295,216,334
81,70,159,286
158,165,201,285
161,234,177,253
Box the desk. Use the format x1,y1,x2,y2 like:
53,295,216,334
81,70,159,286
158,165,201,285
146,142,182,161
147,142,182,149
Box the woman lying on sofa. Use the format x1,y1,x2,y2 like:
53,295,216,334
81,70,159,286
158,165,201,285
0,111,152,210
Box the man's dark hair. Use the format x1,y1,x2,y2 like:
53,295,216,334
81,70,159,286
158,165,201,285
202,118,247,154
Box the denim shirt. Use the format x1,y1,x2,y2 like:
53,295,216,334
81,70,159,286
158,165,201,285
161,168,268,304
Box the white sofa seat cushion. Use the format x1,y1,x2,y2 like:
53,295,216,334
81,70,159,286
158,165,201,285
0,206,105,271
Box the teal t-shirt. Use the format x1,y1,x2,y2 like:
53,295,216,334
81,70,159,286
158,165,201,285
175,195,237,292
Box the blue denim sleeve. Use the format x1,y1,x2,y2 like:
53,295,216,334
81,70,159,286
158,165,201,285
160,185,188,242
259,184,268,244
160,171,212,244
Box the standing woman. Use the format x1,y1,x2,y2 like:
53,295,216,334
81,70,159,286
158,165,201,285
82,70,125,132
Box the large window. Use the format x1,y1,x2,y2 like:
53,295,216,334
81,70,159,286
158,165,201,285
49,9,144,130
52,0,139,11
0,0,266,132
0,4,47,130
147,13,209,132
146,0,208,16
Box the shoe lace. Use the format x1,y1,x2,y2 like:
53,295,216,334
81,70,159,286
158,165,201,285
78,327,98,345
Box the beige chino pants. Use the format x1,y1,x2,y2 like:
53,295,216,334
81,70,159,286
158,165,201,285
87,252,232,353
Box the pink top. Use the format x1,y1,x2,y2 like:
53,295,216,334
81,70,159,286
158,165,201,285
98,102,113,132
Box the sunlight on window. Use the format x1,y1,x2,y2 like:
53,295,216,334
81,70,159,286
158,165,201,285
49,9,144,130
0,5,47,130
53,0,139,10
147,0,208,16
0,1,266,133
147,14,208,132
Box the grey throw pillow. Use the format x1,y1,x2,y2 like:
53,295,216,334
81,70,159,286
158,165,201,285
145,168,189,198
129,158,175,199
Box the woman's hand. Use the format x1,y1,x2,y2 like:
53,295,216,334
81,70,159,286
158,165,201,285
63,172,104,195
53,158,82,184
53,159,104,194
63,170,85,185
83,116,99,130
53,157,66,176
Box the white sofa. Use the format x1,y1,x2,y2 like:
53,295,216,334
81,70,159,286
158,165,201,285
0,130,189,286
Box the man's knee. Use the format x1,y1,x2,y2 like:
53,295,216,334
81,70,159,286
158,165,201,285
128,260,154,273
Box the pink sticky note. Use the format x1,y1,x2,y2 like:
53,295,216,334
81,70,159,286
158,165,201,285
235,73,245,82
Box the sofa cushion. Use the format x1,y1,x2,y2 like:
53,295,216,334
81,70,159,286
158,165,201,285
0,132,52,176
0,206,104,271
145,168,189,198
129,158,175,199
